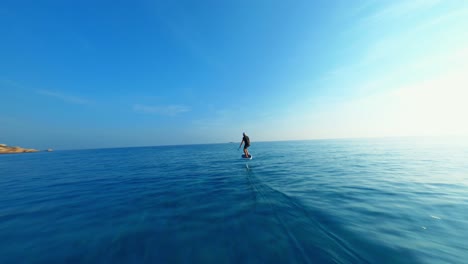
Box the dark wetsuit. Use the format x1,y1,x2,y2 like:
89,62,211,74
243,135,250,149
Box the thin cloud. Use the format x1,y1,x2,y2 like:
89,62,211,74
364,0,441,22
133,104,190,116
1,79,19,86
321,0,466,95
151,3,224,70
37,90,91,105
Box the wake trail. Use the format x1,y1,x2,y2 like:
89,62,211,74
245,167,312,264
244,166,367,264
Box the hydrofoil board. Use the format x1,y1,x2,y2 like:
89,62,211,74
241,154,252,160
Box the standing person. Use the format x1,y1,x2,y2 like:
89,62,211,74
239,132,251,158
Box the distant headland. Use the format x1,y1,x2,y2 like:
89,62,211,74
0,144,52,154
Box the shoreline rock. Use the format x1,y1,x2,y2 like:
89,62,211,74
0,144,39,154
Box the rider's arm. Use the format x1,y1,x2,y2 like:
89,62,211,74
239,139,244,149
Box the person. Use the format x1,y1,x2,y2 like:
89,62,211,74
238,132,251,158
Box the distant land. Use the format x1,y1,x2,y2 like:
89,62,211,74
0,144,52,154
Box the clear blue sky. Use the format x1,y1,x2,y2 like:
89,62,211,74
1,0,467,150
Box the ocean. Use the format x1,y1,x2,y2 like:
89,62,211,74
1,138,467,263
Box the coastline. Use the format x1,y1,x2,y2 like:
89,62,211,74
0,144,40,154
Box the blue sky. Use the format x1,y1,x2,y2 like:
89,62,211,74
1,0,467,150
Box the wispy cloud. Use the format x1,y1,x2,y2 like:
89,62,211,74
319,0,467,99
133,104,190,116
37,90,91,105
364,0,442,22
0,78,24,89
277,46,468,140
151,3,224,70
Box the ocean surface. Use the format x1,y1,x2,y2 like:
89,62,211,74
1,138,467,263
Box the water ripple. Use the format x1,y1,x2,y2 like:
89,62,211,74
0,139,467,263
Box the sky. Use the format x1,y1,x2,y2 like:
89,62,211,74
1,0,467,150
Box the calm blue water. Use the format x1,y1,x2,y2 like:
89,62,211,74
1,138,468,263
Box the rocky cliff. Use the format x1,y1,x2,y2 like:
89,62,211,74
0,144,39,154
